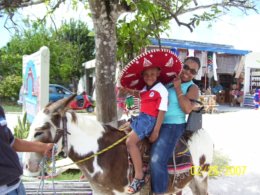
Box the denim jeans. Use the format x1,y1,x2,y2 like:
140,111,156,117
150,123,185,194
131,112,156,140
6,182,26,195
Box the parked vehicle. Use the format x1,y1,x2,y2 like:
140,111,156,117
49,84,72,102
18,84,95,113
70,91,95,113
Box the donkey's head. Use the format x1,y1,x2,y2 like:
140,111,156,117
23,94,77,176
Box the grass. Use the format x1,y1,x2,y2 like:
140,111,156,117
46,169,82,181
212,150,231,167
1,102,94,114
1,102,22,112
22,169,83,182
210,149,231,178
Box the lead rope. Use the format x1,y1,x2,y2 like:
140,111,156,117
51,144,58,194
38,144,58,195
38,157,47,195
173,155,177,186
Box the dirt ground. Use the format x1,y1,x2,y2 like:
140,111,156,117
6,105,260,195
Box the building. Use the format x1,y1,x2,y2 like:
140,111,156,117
82,38,252,105
149,38,251,105
243,52,260,107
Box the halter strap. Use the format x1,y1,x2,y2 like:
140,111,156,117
52,115,70,157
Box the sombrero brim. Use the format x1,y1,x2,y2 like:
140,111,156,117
119,49,182,90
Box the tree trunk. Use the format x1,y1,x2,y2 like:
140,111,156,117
89,0,122,126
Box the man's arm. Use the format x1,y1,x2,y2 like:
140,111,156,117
12,138,53,156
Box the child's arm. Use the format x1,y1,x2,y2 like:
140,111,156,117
119,87,140,98
149,110,165,143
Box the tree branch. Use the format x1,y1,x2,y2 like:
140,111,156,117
180,2,257,15
0,0,45,10
4,13,16,33
40,0,65,22
154,0,257,32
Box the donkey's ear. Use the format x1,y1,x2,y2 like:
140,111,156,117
45,94,77,114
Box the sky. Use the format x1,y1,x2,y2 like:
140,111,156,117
165,10,260,52
0,1,92,48
1,1,260,52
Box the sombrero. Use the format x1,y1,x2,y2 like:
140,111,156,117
119,49,182,90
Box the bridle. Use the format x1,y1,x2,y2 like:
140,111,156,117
52,115,70,158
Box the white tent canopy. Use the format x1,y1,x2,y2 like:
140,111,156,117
82,59,96,69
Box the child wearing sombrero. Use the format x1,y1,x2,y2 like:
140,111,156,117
119,49,182,194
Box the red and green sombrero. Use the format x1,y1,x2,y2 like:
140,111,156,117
119,49,182,90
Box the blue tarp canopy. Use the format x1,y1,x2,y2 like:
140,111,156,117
150,38,251,55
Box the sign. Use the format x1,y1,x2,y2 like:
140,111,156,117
22,47,50,123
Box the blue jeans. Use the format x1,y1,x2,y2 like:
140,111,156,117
150,123,185,194
6,182,26,195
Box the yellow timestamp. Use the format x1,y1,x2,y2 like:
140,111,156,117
190,165,247,176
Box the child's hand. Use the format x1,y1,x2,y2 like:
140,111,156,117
149,129,159,143
118,87,131,95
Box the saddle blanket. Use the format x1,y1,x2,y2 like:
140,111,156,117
167,138,192,175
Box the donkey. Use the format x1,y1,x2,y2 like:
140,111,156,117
24,95,214,195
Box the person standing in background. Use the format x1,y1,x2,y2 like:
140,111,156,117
254,88,259,109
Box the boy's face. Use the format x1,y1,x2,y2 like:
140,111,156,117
142,67,160,87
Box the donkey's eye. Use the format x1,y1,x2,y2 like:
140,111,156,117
34,132,43,138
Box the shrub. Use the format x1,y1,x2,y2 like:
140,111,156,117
0,75,22,101
14,112,30,139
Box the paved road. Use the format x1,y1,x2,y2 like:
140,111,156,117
204,108,260,195
6,106,260,194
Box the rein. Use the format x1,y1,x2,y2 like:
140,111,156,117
51,113,130,168
55,133,130,169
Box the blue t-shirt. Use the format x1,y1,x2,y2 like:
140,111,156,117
0,106,22,186
163,81,194,124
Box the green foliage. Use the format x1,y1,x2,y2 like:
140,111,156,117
14,112,30,139
116,0,257,67
0,20,94,87
0,75,22,100
1,103,22,113
212,150,231,167
211,150,231,177
0,41,23,76
55,19,95,81
117,1,170,66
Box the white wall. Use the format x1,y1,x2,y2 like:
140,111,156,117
244,52,260,94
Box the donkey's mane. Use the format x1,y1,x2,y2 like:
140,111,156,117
182,129,201,142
